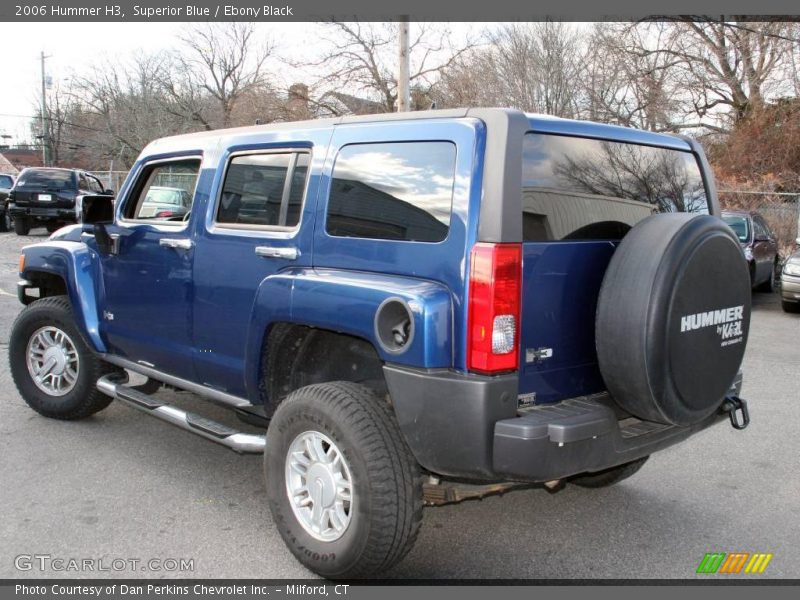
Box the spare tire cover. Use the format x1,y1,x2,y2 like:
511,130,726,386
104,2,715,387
596,213,751,426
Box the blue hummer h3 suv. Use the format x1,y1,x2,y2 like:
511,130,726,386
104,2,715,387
9,109,752,578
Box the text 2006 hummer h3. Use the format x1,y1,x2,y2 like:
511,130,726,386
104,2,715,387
10,109,752,578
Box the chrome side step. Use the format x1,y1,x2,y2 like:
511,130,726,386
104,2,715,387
96,374,266,454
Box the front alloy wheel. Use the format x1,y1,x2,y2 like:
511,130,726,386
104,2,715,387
10,296,117,419
26,326,80,396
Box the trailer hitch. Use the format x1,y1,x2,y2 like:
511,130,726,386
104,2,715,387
720,396,750,430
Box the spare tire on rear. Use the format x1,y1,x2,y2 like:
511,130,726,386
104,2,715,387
596,213,750,427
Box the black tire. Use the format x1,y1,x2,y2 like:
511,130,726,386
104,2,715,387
45,221,62,234
570,456,649,488
757,259,779,293
14,216,30,236
9,296,116,420
0,207,10,232
782,299,800,313
265,381,423,579
596,214,751,426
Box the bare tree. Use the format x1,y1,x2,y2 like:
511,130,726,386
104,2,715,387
167,22,275,128
584,22,683,131
622,20,796,131
301,22,479,114
70,53,191,166
434,22,586,117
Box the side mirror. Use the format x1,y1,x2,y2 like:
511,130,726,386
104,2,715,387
81,195,114,224
104,189,115,196
93,222,115,255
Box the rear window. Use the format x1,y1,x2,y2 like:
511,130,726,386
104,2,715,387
17,170,74,189
723,215,750,242
326,141,456,243
522,133,709,241
0,175,13,188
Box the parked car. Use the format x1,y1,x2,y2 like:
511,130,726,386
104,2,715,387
722,210,780,291
7,167,112,235
9,109,752,578
0,173,16,232
781,249,800,313
137,186,192,220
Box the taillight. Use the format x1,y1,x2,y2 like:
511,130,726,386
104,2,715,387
467,242,522,374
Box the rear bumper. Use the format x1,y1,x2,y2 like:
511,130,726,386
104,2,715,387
385,364,742,483
9,203,76,221
781,274,800,303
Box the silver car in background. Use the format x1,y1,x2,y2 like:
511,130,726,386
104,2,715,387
781,245,800,313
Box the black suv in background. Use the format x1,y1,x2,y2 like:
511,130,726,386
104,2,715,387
8,168,112,235
0,173,16,232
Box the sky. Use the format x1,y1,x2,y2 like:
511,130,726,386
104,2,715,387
0,22,482,145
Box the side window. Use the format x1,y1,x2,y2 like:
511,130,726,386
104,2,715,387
755,217,771,239
752,218,766,239
216,152,309,228
78,174,89,191
326,141,456,243
124,158,201,223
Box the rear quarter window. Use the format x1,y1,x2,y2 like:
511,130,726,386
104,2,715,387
522,133,709,242
326,141,456,243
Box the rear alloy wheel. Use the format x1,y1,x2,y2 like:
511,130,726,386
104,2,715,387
13,216,30,236
9,296,116,419
265,381,423,579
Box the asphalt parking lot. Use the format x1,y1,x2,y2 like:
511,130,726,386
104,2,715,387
0,227,798,580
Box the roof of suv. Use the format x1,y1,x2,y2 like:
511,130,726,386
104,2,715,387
142,107,692,155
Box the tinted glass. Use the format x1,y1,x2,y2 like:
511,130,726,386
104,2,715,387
327,142,456,242
128,159,200,221
217,153,306,227
0,175,13,188
18,170,74,189
723,216,750,242
522,134,709,241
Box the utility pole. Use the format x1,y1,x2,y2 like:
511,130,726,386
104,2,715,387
397,18,410,112
40,51,51,167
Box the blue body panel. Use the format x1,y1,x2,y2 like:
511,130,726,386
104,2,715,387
21,241,106,352
314,119,484,372
190,127,330,397
517,241,617,403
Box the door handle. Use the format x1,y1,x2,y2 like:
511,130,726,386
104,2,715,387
159,238,193,251
255,246,300,260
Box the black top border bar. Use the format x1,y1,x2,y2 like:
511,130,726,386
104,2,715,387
2,1,800,21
